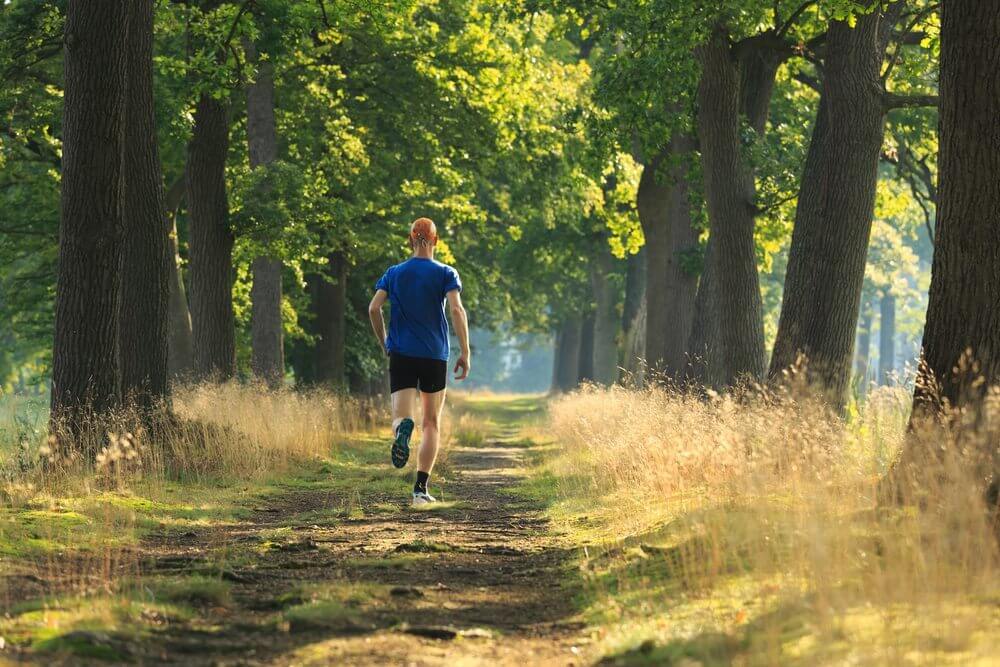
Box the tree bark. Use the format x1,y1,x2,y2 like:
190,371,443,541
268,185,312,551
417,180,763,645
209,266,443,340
768,7,900,407
879,291,896,385
639,139,699,379
622,249,645,337
308,251,348,387
250,257,283,385
686,31,788,388
891,1,1000,512
187,94,236,380
910,0,1000,416
117,0,170,411
552,317,582,393
167,216,195,381
855,299,873,396
686,237,722,386
621,248,646,376
51,0,129,430
577,312,595,383
694,29,766,386
591,248,620,385
246,41,284,387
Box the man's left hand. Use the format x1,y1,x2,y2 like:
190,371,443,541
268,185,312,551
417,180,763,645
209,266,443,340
454,355,470,381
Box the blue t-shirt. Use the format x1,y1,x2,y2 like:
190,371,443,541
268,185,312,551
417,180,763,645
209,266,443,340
375,257,462,361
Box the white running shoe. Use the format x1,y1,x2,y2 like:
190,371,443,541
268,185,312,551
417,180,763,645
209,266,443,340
412,491,437,506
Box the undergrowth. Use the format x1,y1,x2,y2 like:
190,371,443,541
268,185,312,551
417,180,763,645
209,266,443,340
537,384,1000,666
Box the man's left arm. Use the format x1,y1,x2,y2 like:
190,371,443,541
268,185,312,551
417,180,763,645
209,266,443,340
368,289,389,354
446,289,471,380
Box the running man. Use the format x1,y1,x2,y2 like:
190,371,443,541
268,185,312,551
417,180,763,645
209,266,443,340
368,217,471,506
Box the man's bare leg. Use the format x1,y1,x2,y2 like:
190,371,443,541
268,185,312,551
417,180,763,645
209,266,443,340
391,388,418,431
413,389,447,500
390,388,418,468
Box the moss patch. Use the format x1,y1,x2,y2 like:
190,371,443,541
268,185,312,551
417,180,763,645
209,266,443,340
147,575,232,607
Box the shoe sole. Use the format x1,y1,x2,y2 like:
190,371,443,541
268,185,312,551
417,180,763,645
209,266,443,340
391,418,414,469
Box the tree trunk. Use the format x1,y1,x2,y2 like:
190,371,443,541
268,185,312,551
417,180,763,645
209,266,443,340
577,312,595,383
308,251,348,387
622,249,645,337
855,300,873,396
639,138,699,379
51,0,129,431
879,291,896,385
768,7,898,408
910,0,1000,416
686,32,787,388
187,94,236,380
695,29,766,386
117,0,170,411
622,300,647,386
591,248,620,385
621,248,646,376
250,257,283,385
686,237,722,386
246,41,284,386
167,217,195,381
552,317,582,393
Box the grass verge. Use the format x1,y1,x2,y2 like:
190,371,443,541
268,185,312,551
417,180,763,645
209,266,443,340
524,385,1000,666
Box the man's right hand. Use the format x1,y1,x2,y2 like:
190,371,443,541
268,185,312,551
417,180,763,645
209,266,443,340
454,354,470,381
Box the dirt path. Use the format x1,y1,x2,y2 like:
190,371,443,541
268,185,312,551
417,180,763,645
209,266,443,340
130,409,586,666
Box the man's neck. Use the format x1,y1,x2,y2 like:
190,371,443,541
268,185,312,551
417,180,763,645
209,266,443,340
412,249,434,260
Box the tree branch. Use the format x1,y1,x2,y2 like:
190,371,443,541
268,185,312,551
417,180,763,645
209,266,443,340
752,192,798,216
794,71,821,93
776,0,817,38
881,2,939,81
316,0,331,28
223,0,254,49
884,92,938,110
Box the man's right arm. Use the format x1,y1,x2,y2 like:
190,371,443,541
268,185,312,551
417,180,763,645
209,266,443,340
368,289,389,354
446,289,471,380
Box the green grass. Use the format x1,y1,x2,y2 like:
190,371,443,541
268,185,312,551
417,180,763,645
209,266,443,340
0,392,48,464
394,539,456,553
453,394,547,428
285,600,373,633
147,575,232,607
344,553,431,571
282,582,389,633
0,422,418,650
33,631,129,662
2,595,197,660
0,426,413,566
0,480,261,561
0,505,134,558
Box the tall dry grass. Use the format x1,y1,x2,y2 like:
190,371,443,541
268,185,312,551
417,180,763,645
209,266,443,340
0,383,376,605
547,384,1000,661
168,382,377,479
12,382,379,485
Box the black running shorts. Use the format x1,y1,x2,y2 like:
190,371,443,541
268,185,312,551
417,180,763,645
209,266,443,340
389,353,448,394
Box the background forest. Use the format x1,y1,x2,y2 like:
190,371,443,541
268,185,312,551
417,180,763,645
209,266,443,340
0,0,937,403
